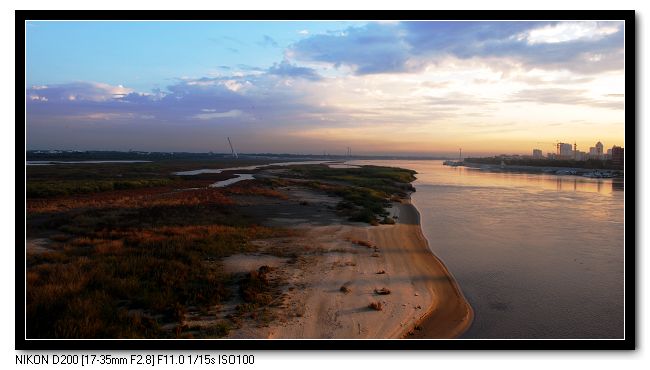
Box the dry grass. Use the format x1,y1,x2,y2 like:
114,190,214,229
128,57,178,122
240,266,274,307
236,265,285,326
28,186,234,214
225,183,288,200
26,224,293,339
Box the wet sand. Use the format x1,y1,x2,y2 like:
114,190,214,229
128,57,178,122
361,200,473,338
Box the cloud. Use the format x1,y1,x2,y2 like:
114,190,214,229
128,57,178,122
289,22,410,74
268,60,322,81
237,64,266,72
26,72,329,128
426,92,495,107
257,35,279,48
521,22,621,45
26,26,624,154
509,88,624,110
27,82,132,102
289,21,624,75
513,74,595,86
193,109,244,120
420,81,451,89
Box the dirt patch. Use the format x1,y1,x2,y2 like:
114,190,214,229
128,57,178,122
222,254,289,275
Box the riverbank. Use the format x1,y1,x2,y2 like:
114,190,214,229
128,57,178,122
462,162,623,178
224,194,473,339
396,200,473,338
362,200,473,338
26,160,473,339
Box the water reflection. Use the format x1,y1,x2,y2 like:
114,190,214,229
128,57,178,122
348,159,624,339
553,176,621,194
351,159,622,195
612,179,625,192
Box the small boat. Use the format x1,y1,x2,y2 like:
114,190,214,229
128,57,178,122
443,160,463,166
443,148,464,167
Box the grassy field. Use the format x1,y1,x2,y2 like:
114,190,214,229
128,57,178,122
26,159,272,198
274,164,416,224
26,160,291,338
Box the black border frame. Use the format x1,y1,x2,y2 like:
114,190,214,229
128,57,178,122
16,9,636,351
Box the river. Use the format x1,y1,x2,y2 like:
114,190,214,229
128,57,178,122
350,159,625,339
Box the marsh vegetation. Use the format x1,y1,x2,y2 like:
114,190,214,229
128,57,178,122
25,160,417,338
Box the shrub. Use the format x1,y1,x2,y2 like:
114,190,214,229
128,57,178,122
239,266,275,307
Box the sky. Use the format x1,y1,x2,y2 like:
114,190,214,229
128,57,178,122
25,20,626,156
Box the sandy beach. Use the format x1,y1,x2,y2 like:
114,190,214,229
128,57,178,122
222,190,473,339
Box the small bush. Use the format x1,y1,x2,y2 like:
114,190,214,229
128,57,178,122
368,301,383,311
196,321,231,338
340,285,351,294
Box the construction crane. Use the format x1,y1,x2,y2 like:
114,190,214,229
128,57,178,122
536,140,579,159
227,137,238,159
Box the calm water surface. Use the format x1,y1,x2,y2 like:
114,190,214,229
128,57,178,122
351,160,624,339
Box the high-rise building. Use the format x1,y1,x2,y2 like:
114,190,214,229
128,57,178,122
595,141,604,159
612,146,624,166
532,149,543,159
558,143,573,159
575,151,588,161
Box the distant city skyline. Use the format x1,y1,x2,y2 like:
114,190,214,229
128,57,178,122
26,20,626,155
